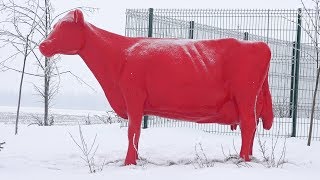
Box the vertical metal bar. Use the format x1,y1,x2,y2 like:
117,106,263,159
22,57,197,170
289,41,296,118
143,8,154,129
148,8,154,38
292,8,302,137
266,9,270,44
244,32,249,40
188,21,194,39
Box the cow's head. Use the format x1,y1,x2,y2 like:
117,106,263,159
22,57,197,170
39,9,85,57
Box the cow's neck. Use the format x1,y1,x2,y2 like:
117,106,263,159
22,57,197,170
78,23,128,116
79,23,126,84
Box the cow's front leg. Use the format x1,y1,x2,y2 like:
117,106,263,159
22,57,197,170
122,91,145,166
125,110,143,165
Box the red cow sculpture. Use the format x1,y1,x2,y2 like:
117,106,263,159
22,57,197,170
39,10,274,165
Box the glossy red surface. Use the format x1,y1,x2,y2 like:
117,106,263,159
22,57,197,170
40,10,274,165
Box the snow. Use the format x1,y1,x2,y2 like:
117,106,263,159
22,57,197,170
126,39,215,73
126,39,194,56
1,110,320,179
0,106,106,116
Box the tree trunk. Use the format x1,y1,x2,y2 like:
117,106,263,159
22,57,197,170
307,1,320,146
44,57,49,126
43,0,50,126
307,67,320,146
15,36,29,135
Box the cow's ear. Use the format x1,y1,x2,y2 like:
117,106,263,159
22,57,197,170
74,9,84,26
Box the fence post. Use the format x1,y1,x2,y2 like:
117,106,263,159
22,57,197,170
148,8,154,38
244,32,249,40
292,8,302,137
189,21,194,39
289,41,296,118
143,8,154,129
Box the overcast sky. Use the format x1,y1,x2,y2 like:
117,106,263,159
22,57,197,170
0,0,308,111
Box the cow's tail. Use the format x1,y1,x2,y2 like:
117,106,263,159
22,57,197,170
254,42,273,130
261,43,273,130
260,77,274,130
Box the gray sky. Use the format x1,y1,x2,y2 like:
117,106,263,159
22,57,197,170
0,0,306,111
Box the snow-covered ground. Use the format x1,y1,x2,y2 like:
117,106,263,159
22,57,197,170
0,106,107,116
0,106,122,126
1,118,319,179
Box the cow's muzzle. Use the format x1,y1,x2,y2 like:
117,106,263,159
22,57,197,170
39,40,54,57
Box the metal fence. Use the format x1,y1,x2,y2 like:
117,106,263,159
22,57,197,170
123,8,320,140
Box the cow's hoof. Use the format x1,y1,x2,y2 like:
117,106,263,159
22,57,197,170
240,153,251,162
124,159,137,166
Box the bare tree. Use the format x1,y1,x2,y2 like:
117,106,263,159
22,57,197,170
297,0,320,145
43,0,52,126
193,142,215,168
69,124,105,173
15,34,31,134
0,0,97,132
0,0,48,133
306,0,320,146
257,133,288,168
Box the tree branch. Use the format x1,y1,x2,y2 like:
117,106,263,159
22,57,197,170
0,142,5,151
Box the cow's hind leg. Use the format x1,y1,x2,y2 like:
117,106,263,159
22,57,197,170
240,121,256,161
238,96,258,161
248,93,264,156
249,128,256,156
